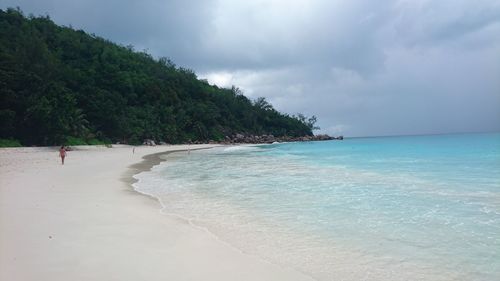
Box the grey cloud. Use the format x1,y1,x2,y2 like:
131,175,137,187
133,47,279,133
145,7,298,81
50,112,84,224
2,0,499,136
392,0,500,48
197,0,394,74
0,0,398,74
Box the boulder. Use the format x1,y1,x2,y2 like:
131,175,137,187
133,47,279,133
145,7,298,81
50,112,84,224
143,139,156,146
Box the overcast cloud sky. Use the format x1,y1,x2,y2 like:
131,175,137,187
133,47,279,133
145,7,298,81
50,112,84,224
3,0,500,136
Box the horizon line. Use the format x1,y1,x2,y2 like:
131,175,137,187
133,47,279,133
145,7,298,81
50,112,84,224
344,130,500,139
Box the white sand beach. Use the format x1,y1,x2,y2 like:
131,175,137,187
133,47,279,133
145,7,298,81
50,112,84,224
0,145,313,281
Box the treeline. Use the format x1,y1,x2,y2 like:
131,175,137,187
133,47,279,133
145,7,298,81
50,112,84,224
0,8,316,146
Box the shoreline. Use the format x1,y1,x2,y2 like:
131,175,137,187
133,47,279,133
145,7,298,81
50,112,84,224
126,147,318,281
128,143,470,281
0,145,314,281
123,146,213,186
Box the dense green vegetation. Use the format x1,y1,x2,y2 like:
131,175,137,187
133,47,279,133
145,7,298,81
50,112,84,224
0,138,22,147
0,8,316,146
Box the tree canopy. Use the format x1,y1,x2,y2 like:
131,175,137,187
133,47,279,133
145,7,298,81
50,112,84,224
0,8,314,145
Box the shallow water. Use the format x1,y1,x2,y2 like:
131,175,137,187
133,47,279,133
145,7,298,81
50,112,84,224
134,133,500,280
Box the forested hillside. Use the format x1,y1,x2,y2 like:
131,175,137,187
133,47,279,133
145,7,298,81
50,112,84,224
0,8,316,146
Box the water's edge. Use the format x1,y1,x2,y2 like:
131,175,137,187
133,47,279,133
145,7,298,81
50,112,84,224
124,146,318,281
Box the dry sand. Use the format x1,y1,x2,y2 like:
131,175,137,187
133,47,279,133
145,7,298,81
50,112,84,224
0,145,313,281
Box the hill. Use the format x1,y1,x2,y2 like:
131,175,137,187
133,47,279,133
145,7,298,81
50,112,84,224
0,8,317,146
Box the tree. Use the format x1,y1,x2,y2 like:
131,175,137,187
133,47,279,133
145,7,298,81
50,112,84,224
306,115,320,131
254,97,274,111
295,114,320,131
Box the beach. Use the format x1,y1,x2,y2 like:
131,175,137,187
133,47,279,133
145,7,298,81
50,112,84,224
0,145,313,281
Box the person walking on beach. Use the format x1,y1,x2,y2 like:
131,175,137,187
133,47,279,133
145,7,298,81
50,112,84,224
59,146,66,165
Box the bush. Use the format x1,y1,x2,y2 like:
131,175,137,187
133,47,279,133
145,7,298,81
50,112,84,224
0,138,22,147
87,138,106,145
65,136,87,146
64,137,112,146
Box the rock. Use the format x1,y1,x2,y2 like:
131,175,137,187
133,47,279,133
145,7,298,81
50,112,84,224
311,134,334,141
211,133,342,144
142,139,156,146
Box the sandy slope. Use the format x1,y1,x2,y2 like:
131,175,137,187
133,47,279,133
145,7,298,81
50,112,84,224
0,145,313,281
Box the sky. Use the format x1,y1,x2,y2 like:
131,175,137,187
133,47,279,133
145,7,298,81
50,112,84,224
2,0,500,137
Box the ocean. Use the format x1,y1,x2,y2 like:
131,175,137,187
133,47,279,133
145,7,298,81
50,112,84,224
133,133,500,281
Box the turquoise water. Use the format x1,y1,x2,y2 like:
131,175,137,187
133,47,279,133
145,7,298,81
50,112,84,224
134,133,500,280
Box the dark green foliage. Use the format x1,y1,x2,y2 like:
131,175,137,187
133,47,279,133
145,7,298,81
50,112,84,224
295,113,320,131
0,8,313,145
0,138,22,147
65,136,87,146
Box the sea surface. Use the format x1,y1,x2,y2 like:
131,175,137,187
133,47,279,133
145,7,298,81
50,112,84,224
134,133,500,281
